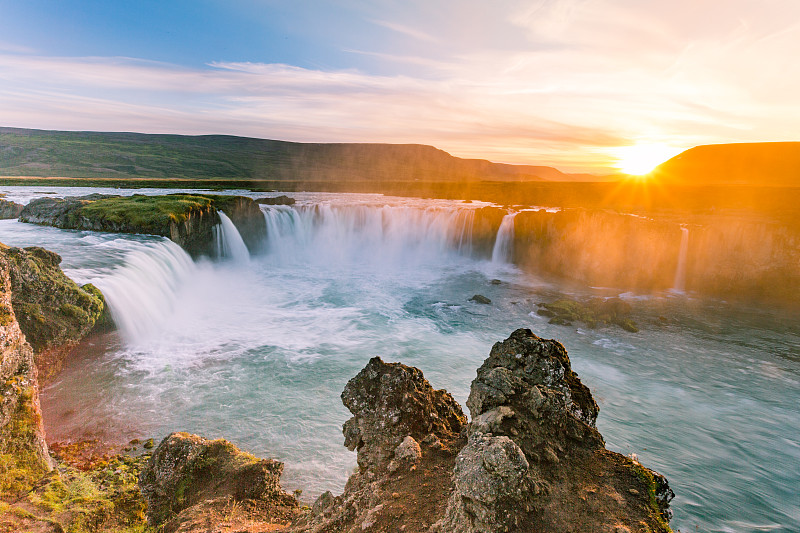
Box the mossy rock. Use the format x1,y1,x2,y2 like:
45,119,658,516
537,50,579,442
0,387,50,495
139,433,297,527
2,246,106,354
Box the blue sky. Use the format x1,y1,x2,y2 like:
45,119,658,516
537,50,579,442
2,0,800,172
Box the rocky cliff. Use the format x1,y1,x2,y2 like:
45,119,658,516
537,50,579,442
0,198,23,219
0,248,52,496
18,193,267,257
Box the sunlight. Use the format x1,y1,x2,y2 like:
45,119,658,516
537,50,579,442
613,143,684,176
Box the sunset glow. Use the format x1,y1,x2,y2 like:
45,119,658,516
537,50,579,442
1,1,800,173
613,143,685,176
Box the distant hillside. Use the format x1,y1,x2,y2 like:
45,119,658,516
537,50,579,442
0,127,595,183
652,142,800,187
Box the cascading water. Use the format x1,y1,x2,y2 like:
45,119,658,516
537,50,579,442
259,204,477,267
214,211,250,262
672,226,689,292
86,239,197,342
491,212,517,264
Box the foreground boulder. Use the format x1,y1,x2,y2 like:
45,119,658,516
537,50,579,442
139,432,299,531
19,193,266,257
1,245,108,382
434,328,673,532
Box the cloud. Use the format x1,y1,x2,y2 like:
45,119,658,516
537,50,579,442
2,1,800,172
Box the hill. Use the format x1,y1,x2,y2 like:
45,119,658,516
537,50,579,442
651,142,800,187
0,127,595,183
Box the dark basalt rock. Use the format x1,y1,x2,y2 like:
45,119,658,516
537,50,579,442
256,195,296,205
469,294,492,305
0,199,24,219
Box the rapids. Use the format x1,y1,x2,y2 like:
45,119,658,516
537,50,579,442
0,187,798,532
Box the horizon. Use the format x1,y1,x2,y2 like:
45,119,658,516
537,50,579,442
2,1,800,174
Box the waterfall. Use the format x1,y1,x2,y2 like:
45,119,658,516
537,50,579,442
214,211,250,263
90,239,197,341
672,226,689,292
260,204,477,266
491,212,517,264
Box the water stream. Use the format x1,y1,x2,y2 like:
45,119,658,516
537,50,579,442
0,188,797,532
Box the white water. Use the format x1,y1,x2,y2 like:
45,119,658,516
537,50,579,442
215,211,250,262
673,226,689,292
0,189,798,533
491,212,517,264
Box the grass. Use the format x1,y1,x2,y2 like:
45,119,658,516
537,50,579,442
77,194,214,231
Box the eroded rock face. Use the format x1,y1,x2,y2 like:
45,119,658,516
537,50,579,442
0,199,24,219
435,328,673,533
341,357,466,472
299,357,467,532
0,249,52,495
19,194,266,258
139,432,297,530
2,245,106,382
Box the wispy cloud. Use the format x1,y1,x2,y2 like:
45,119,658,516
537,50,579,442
1,1,800,172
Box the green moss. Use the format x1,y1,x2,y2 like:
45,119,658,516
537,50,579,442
26,454,152,533
76,194,214,233
630,461,673,533
0,387,49,495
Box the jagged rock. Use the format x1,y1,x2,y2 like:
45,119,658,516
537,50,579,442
256,195,296,205
341,357,466,472
0,199,24,219
435,328,673,533
138,432,297,529
1,245,107,382
297,357,467,532
469,294,492,305
0,249,52,495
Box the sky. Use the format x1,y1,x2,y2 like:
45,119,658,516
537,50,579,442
1,0,799,173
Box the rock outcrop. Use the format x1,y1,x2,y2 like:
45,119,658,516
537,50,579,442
0,248,52,496
139,432,299,532
257,195,296,205
19,193,267,257
298,357,467,532
0,199,24,219
1,245,107,382
434,328,672,533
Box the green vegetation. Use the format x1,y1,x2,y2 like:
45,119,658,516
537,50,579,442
77,193,213,232
0,386,49,496
537,298,639,332
630,461,674,533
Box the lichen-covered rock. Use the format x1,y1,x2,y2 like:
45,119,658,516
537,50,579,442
436,328,673,533
0,250,52,495
0,199,23,219
257,195,296,205
138,432,297,529
1,245,107,382
341,357,466,472
298,357,467,532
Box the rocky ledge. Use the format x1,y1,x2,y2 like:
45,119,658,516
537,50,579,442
135,329,674,533
18,193,266,257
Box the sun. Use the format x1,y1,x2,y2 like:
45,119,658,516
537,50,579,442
613,143,684,176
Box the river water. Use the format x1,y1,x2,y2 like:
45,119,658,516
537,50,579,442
0,186,798,532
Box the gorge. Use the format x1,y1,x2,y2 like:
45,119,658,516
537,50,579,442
0,186,798,532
